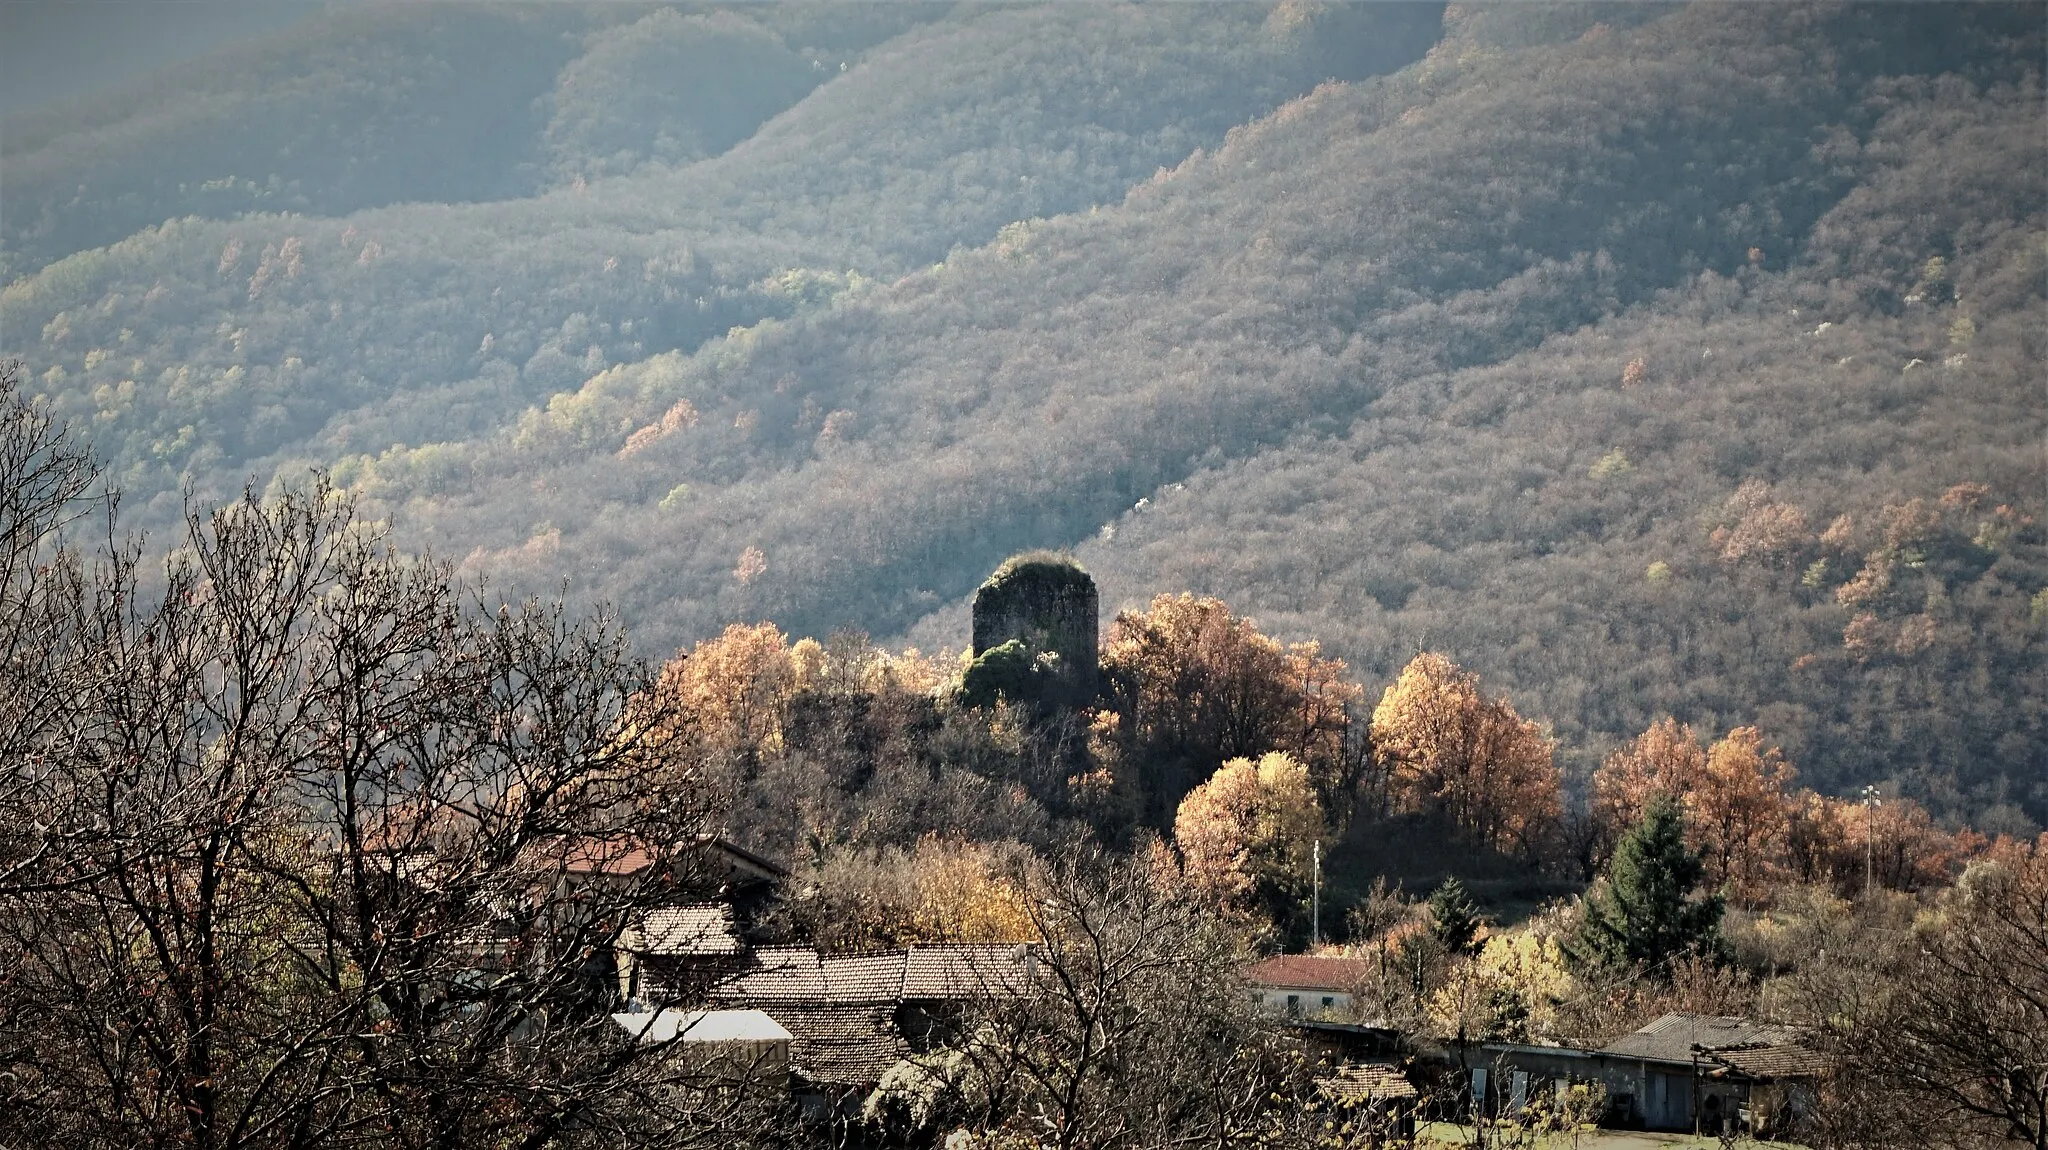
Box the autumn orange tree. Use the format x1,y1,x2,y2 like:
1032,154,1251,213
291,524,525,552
1592,718,1707,847
1783,787,1857,889
1101,593,1363,828
1593,719,1798,902
1369,653,1561,857
1691,727,1796,901
1598,714,1977,901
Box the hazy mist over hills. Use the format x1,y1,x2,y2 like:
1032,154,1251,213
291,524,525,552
2,1,2042,828
0,1,328,116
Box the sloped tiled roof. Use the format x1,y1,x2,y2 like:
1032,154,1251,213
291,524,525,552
821,952,906,1003
1601,1014,1809,1065
711,947,827,1002
1706,1042,1833,1081
711,941,1029,1022
542,834,660,876
1243,954,1370,992
684,834,790,882
902,943,1034,998
771,1004,910,1086
1317,1063,1419,1103
635,904,742,957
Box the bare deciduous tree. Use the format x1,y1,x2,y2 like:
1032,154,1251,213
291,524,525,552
889,849,1312,1150
0,374,782,1148
1801,846,2048,1150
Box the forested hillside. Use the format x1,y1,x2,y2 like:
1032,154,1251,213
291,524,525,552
2,1,2042,827
0,4,951,280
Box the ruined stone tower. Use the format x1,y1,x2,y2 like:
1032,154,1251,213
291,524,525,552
967,552,1099,709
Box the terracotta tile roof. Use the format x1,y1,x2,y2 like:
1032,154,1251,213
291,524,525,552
506,834,662,876
1243,954,1370,992
555,836,659,875
1705,1042,1833,1081
820,952,906,1004
634,904,742,957
902,943,1035,998
1601,1014,1810,1066
1317,1063,1419,1103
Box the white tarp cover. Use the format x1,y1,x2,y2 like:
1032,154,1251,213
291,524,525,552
613,1008,793,1045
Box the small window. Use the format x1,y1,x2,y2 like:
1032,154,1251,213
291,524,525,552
1321,996,1335,1007
1285,994,1300,1015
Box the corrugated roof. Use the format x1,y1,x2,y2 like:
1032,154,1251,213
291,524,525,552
1317,1063,1418,1102
1601,1014,1809,1065
902,943,1034,998
1243,954,1370,992
635,904,742,957
613,1008,792,1044
1706,1042,1833,1080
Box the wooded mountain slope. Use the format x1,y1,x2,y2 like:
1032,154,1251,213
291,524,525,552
3,0,1439,522
3,2,2042,826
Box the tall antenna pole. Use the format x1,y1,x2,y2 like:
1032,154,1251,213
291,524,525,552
1311,840,1321,949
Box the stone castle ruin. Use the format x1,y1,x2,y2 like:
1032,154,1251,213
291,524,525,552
965,553,1099,710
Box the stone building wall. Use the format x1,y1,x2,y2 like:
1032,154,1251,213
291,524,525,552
970,553,1099,706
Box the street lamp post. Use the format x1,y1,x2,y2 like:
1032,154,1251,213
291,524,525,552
1311,839,1321,949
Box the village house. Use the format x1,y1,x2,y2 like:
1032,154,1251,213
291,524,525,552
1242,954,1369,1019
1246,956,1423,1144
1467,1012,1830,1137
695,942,1037,1099
582,834,1038,1103
1599,1013,1828,1135
356,817,1034,1104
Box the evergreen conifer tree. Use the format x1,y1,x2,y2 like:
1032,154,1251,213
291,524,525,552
1428,876,1483,956
1569,794,1727,973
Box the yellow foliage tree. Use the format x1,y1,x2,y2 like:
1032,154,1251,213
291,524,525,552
655,622,794,760
909,839,1040,943
1428,929,1577,1043
805,837,1040,950
1173,752,1324,917
1369,653,1561,855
